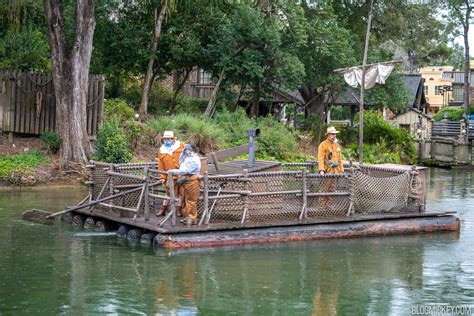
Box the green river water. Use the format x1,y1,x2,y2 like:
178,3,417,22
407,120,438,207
0,168,473,315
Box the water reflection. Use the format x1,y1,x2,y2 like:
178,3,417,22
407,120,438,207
0,169,473,315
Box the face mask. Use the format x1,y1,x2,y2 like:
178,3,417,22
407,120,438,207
164,140,173,148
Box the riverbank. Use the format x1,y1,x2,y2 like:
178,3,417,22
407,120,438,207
0,134,85,186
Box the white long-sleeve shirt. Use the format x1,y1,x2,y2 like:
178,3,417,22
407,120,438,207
170,153,201,175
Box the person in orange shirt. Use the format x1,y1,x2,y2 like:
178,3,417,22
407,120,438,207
156,131,185,216
317,126,344,210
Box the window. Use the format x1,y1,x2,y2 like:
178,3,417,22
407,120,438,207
434,86,441,95
198,69,212,85
424,85,429,94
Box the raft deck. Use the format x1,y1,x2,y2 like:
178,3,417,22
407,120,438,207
62,159,460,248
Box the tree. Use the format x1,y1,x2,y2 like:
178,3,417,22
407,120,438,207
204,2,305,117
139,0,169,116
44,0,96,164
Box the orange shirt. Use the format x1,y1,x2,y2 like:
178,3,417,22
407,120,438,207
157,141,185,180
317,138,344,174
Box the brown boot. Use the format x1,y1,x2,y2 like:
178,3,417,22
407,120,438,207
156,204,168,217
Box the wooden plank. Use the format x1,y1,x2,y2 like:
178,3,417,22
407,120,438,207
97,78,105,131
24,73,31,133
87,77,93,135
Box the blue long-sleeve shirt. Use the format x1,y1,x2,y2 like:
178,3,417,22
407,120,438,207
170,153,201,175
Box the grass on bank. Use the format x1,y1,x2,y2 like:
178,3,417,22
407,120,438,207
0,150,49,183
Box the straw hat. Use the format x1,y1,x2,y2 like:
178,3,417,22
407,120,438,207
326,126,340,134
162,131,174,138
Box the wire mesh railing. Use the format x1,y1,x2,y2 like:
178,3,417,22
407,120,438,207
85,161,422,228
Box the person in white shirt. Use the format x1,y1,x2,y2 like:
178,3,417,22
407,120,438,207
169,144,201,226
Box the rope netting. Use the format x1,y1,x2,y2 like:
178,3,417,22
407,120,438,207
352,171,411,214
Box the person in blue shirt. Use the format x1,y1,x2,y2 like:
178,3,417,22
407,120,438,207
169,144,201,226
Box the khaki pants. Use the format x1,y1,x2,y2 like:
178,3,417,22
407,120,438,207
319,167,339,210
181,175,200,220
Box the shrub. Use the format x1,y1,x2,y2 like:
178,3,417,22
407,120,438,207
104,98,135,121
123,120,147,149
174,114,222,153
256,116,303,161
40,130,61,153
213,108,254,147
339,111,416,164
147,117,176,133
433,107,464,121
95,118,133,163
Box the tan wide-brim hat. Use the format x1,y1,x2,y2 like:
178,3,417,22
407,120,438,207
162,131,175,138
326,126,340,134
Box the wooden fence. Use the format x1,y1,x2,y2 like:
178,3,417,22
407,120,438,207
432,120,474,140
0,69,104,137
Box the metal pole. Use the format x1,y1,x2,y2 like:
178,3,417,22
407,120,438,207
359,0,374,165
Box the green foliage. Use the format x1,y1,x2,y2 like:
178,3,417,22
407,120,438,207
433,107,464,121
174,114,223,153
95,118,133,163
213,108,254,147
470,104,474,114
40,131,61,154
103,98,135,121
0,27,50,71
0,151,48,182
256,116,303,161
147,117,176,133
339,111,416,164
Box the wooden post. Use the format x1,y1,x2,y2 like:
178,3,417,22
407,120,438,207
359,0,374,165
144,167,150,221
199,172,209,226
168,171,176,227
347,164,355,217
241,169,249,225
299,169,307,221
109,164,115,214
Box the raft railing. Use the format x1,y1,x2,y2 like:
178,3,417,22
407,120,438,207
84,161,424,228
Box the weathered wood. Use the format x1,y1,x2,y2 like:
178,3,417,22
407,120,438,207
84,216,96,229
126,228,143,241
106,171,146,181
72,214,86,227
199,172,209,226
140,232,156,244
94,220,115,232
61,211,74,224
116,224,130,238
21,209,55,225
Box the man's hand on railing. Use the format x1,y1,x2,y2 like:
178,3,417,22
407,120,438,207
177,177,190,185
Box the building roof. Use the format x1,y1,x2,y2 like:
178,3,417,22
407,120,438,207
332,74,427,108
394,107,433,121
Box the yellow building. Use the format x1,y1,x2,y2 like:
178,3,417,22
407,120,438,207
419,66,454,114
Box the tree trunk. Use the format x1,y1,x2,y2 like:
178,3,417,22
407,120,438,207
169,68,191,113
44,0,95,165
463,2,471,144
205,69,225,117
139,0,168,116
249,83,261,117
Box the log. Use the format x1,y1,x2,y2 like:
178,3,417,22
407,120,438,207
116,225,131,238
84,217,96,229
21,209,55,225
95,220,115,232
127,228,143,241
61,212,74,224
72,214,86,228
140,232,157,245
